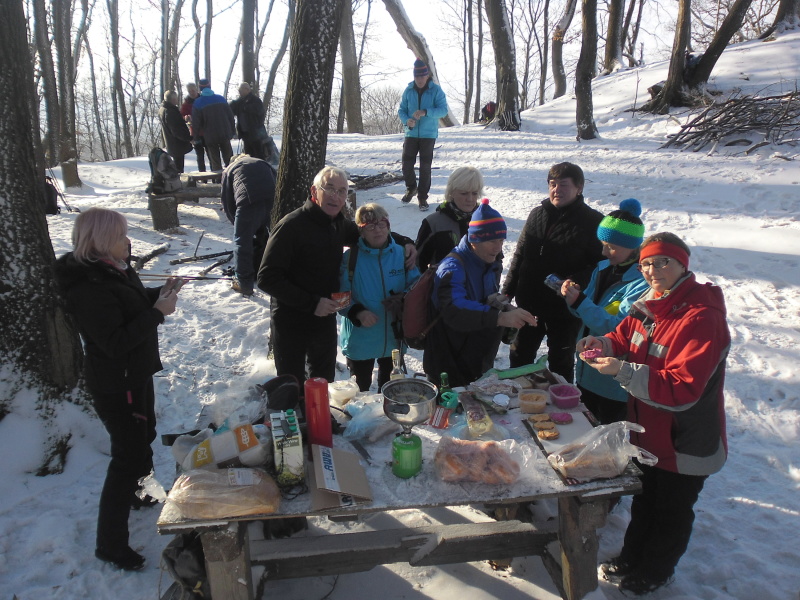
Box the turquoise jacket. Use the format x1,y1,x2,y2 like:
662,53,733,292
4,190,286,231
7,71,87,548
570,260,649,402
339,238,421,361
398,80,448,139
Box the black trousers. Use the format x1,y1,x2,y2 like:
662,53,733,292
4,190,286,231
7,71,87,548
509,315,582,382
402,137,436,199
193,139,207,172
206,140,233,171
272,312,338,385
92,379,156,553
578,385,628,425
619,463,707,580
347,356,393,392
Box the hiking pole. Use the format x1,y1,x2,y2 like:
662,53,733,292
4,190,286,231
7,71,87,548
47,167,79,213
137,273,234,281
193,231,205,257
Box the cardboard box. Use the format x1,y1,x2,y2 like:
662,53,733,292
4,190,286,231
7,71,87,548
308,444,373,511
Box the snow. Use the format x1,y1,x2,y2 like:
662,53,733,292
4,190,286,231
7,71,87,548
2,33,800,600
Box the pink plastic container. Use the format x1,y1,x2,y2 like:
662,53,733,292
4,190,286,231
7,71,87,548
548,384,581,409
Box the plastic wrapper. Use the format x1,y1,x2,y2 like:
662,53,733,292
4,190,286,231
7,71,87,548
174,424,272,471
434,436,522,485
468,374,522,397
167,467,281,519
547,421,658,482
342,398,401,442
458,391,495,437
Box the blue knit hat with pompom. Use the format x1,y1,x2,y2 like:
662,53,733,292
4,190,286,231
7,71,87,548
468,198,507,242
597,198,645,249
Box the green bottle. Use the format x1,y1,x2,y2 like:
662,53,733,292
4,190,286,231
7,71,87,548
438,372,452,403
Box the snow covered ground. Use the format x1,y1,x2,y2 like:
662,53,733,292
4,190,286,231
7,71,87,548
1,33,799,600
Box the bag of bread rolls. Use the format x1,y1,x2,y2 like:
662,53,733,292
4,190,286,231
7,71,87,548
434,436,521,485
167,467,280,519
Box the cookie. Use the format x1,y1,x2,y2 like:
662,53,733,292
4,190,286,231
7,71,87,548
537,428,560,440
550,412,574,424
533,420,556,430
527,414,552,423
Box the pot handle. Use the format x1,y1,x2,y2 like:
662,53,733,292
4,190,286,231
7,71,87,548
385,403,411,415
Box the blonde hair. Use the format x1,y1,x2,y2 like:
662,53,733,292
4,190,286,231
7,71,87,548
72,207,128,263
445,166,484,203
355,203,389,226
313,166,348,189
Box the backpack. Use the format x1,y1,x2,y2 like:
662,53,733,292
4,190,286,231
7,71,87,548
44,176,60,215
146,147,182,194
161,532,211,599
349,250,461,350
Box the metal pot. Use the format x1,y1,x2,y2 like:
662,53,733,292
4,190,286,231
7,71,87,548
381,376,438,432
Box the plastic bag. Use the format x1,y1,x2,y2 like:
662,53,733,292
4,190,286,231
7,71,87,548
167,467,280,520
342,397,400,442
175,424,272,471
547,421,657,482
434,436,522,485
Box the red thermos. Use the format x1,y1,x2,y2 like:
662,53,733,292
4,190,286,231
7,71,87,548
304,377,333,448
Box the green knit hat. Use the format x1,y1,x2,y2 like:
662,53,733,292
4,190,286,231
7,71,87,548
597,198,645,249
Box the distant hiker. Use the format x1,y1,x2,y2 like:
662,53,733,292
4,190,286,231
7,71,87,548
180,82,206,172
415,166,483,272
257,166,416,386
397,58,449,211
191,78,235,171
220,154,276,296
158,90,192,173
479,101,497,123
502,162,604,382
229,82,269,161
54,207,184,572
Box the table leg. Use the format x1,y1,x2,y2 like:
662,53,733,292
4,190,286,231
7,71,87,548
201,522,254,600
557,496,608,600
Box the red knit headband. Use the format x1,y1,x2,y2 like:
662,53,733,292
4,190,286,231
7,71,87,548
639,241,690,269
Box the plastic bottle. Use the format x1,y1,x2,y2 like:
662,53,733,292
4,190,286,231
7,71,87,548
304,377,333,448
390,349,405,380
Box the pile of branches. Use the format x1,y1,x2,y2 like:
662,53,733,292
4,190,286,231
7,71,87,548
349,171,404,190
661,88,800,155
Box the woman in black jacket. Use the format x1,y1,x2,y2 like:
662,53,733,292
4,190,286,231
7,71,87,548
54,208,182,571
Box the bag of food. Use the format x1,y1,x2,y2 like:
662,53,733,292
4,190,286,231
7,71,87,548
434,436,521,485
167,467,280,520
547,421,657,482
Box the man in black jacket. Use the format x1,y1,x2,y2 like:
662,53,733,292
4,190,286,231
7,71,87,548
230,82,268,160
221,155,276,296
257,166,417,384
502,162,604,381
159,91,192,173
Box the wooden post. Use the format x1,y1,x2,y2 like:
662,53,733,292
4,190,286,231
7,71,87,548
558,496,609,600
148,196,179,230
201,523,253,600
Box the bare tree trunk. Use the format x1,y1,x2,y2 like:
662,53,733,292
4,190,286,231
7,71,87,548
32,0,60,167
538,0,550,105
382,0,458,127
205,0,213,79
161,0,170,96
601,0,624,74
484,0,520,125
83,32,111,161
688,0,755,88
464,0,475,124
255,0,277,90
340,0,364,133
72,0,92,77
552,0,577,98
107,0,134,157
0,0,83,474
760,0,800,37
272,0,346,225
53,0,83,187
473,0,483,122
575,0,598,139
192,0,202,82
640,0,691,114
263,0,295,130
241,0,256,85
224,31,243,97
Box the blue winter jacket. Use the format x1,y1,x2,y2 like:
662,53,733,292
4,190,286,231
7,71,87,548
570,260,649,402
192,88,235,145
339,237,421,361
398,80,449,139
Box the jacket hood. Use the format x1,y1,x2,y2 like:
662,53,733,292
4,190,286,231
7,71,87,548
640,273,727,321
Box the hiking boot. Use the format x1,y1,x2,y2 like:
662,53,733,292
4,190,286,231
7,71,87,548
418,197,429,211
95,546,146,571
231,278,254,296
401,188,417,203
618,572,673,596
600,556,637,582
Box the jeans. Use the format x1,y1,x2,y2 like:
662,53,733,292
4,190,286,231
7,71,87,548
92,379,156,553
233,201,270,287
402,137,436,199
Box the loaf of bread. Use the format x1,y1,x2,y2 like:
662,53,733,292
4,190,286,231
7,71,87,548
434,437,520,485
168,467,281,520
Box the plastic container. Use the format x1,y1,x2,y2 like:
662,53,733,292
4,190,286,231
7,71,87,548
305,378,333,448
328,379,359,405
549,384,582,409
519,390,548,413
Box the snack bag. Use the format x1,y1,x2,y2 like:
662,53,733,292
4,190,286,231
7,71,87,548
434,436,520,485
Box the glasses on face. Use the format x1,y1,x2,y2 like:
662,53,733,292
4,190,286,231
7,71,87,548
321,185,349,198
637,257,672,272
359,220,389,232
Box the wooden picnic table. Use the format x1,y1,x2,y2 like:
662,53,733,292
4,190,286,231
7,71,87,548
157,406,641,600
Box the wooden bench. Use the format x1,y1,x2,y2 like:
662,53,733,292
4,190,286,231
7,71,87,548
183,171,223,187
147,183,222,230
